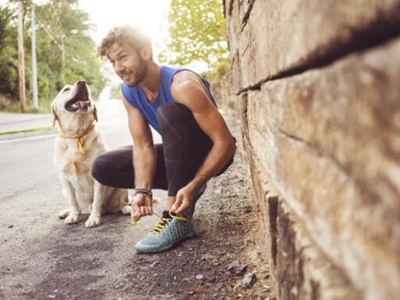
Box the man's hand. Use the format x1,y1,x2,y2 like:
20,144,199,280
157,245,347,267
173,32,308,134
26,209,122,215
172,185,197,215
131,193,153,221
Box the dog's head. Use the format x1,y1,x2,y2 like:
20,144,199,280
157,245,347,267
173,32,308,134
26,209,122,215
51,80,98,130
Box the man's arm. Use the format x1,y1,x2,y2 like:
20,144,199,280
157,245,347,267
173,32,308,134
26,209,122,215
170,71,236,214
122,94,156,220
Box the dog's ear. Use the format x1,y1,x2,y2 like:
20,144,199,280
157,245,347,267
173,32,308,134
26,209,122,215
51,103,58,127
93,104,98,122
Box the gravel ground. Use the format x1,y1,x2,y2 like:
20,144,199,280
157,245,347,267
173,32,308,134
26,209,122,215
0,118,274,300
116,118,274,300
122,119,274,300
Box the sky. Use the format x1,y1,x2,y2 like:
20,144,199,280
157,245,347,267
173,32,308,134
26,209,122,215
78,0,171,58
77,0,172,98
0,0,171,55
0,0,207,97
78,0,207,87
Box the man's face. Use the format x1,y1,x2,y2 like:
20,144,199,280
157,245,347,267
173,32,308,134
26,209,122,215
106,43,147,87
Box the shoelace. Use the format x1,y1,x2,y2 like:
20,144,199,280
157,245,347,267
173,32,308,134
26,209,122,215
150,215,173,237
131,210,188,235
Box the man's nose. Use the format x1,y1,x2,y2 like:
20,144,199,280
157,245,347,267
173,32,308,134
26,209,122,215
114,61,124,73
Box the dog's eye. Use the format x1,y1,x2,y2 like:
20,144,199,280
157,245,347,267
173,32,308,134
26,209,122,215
63,87,70,92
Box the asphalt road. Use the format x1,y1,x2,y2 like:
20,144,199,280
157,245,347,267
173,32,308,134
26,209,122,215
0,101,169,300
0,101,269,299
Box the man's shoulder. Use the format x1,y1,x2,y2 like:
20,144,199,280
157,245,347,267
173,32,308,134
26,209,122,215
161,65,185,80
172,68,202,83
161,65,198,89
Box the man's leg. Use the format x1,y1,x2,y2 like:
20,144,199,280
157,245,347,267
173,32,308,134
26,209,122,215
134,103,234,253
92,144,169,190
156,103,213,211
157,102,234,207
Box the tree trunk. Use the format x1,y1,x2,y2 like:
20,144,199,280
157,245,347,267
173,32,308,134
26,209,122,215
18,0,26,113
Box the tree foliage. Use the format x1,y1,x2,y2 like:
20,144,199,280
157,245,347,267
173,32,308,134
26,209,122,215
158,0,229,77
0,0,104,113
0,5,19,100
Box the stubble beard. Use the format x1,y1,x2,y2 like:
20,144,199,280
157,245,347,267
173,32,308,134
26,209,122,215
123,59,147,88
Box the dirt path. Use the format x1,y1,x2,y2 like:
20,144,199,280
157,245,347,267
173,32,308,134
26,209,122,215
1,118,272,300
119,119,273,300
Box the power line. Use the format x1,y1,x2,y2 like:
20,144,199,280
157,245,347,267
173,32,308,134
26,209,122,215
34,14,82,63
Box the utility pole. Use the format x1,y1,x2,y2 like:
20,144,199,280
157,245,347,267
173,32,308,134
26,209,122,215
31,3,38,109
61,34,65,84
17,0,26,113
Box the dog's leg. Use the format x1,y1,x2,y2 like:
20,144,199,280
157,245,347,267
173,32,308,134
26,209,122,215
118,191,130,215
120,204,131,215
121,205,131,215
60,178,80,224
85,181,105,228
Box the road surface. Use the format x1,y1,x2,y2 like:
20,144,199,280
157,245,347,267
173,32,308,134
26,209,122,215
0,100,270,300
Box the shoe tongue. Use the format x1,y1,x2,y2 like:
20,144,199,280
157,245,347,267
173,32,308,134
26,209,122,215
162,210,173,219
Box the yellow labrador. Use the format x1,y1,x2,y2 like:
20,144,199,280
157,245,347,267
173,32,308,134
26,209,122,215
51,80,130,227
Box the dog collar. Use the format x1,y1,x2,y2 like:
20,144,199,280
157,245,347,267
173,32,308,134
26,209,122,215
58,122,96,154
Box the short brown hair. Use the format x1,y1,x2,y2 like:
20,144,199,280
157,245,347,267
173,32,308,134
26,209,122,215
97,25,152,59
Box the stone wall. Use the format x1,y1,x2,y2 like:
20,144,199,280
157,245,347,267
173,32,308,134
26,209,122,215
221,0,400,299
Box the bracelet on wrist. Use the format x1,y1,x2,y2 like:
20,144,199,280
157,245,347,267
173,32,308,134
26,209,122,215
134,188,153,198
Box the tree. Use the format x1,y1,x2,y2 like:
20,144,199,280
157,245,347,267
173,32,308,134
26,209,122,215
0,0,105,113
158,0,229,76
33,0,105,97
0,5,19,104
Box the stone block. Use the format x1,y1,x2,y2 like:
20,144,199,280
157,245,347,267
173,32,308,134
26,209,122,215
245,38,400,299
236,0,400,90
224,0,255,58
244,133,361,299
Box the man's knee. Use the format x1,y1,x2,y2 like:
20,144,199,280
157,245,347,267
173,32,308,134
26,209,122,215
91,155,109,185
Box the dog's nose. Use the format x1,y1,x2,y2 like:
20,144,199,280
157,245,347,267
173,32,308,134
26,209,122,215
76,80,86,85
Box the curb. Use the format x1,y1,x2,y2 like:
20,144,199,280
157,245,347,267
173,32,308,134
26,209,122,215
0,128,57,141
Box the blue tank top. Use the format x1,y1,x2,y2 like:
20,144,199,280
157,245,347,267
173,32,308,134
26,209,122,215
121,65,217,133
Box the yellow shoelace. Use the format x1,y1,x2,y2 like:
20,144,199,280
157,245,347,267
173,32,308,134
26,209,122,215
131,210,188,235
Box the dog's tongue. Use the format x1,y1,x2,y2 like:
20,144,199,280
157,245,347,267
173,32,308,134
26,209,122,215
70,100,89,110
78,100,90,108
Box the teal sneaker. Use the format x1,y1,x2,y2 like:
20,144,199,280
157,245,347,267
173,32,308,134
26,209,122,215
185,184,207,218
134,211,195,253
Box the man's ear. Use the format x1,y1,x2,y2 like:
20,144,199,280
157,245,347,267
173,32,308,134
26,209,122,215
51,103,58,127
140,44,153,61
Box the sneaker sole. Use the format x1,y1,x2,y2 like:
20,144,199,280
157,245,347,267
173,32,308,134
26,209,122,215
135,232,196,254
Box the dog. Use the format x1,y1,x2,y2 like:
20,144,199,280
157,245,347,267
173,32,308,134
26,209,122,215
51,80,130,227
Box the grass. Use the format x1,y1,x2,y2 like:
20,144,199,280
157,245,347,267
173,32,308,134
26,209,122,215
0,126,54,136
0,99,51,114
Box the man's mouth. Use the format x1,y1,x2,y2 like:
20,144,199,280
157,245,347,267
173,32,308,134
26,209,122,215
120,72,131,81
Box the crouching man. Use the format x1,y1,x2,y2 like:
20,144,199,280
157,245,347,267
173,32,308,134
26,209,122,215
93,25,236,253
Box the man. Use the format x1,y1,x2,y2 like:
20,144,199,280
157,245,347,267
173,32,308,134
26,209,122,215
93,25,236,253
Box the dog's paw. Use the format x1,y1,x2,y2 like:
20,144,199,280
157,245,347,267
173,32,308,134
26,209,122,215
58,209,70,219
120,205,131,215
152,197,161,204
85,216,101,228
64,214,79,225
